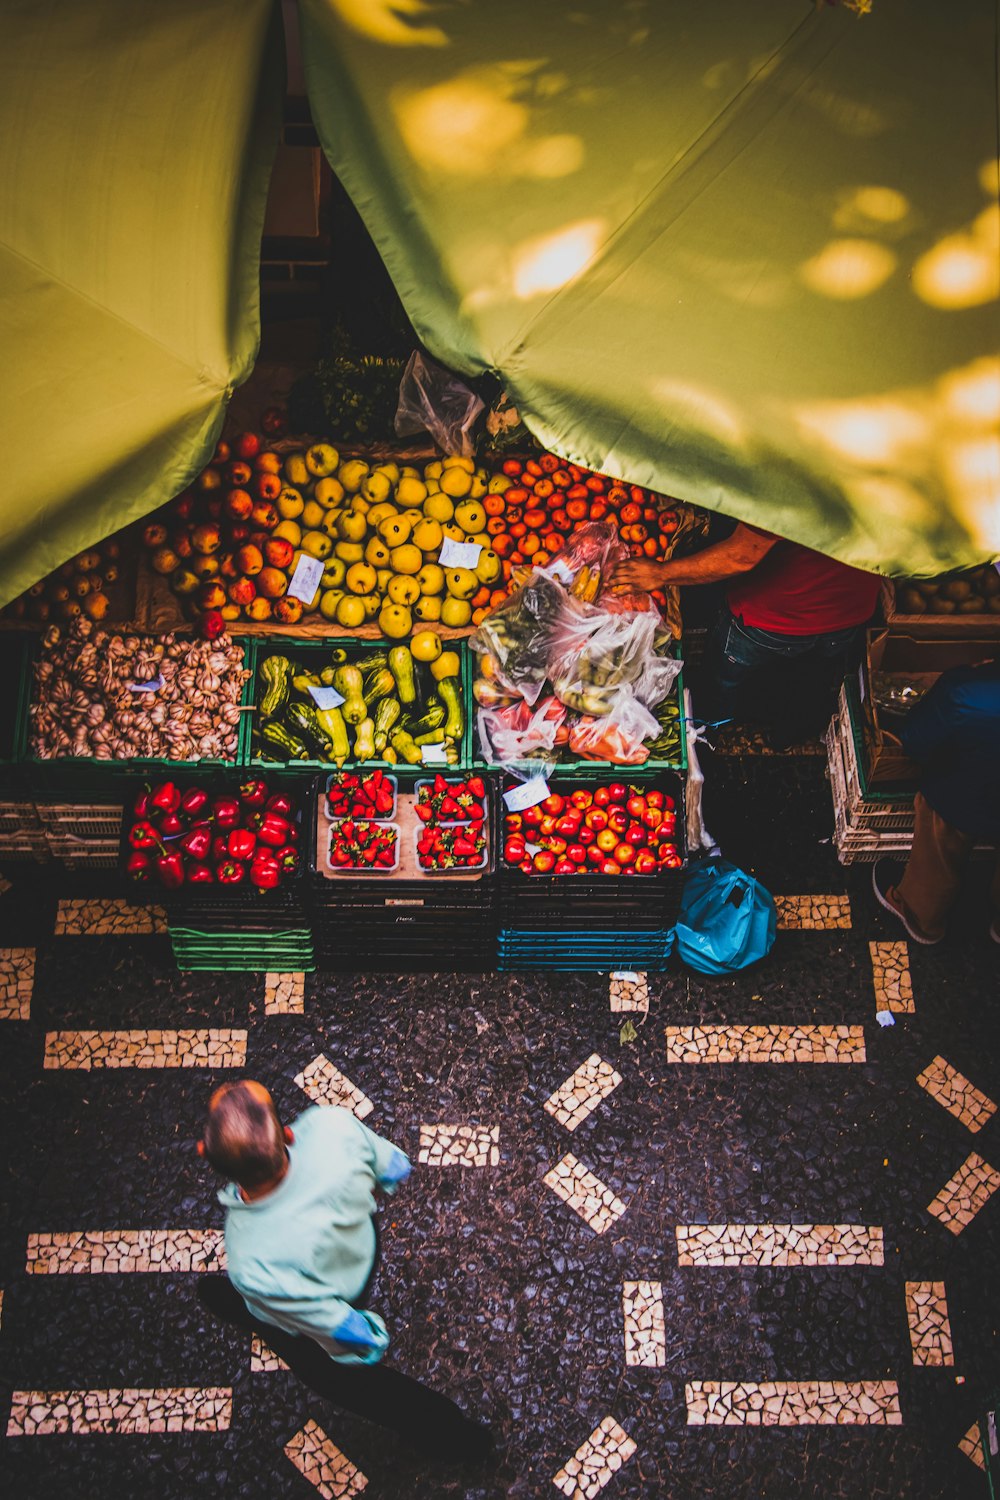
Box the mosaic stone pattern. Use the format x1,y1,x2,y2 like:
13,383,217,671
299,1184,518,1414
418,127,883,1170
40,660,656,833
676,1223,884,1267
686,1380,902,1426
870,940,913,1014
552,1416,637,1498
905,1280,954,1366
665,1024,866,1065
284,1419,368,1498
26,1229,225,1275
916,1056,997,1133
609,973,649,1013
0,946,34,1020
294,1054,373,1119
927,1151,1000,1235
544,1054,623,1131
417,1123,500,1168
960,1422,987,1470
622,1280,665,1367
250,1335,289,1373
774,895,852,929
542,1154,627,1236
54,899,167,936
7,1387,232,1436
264,971,305,1015
43,1028,247,1070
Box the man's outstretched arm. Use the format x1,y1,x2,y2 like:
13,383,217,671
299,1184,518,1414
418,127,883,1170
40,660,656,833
609,523,777,592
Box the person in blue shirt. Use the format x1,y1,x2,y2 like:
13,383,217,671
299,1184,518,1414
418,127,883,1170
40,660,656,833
872,659,1000,945
197,1079,491,1461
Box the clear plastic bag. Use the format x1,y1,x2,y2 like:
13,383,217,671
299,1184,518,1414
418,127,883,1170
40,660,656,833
470,570,567,707
477,695,568,764
567,690,658,764
394,350,484,457
548,597,662,716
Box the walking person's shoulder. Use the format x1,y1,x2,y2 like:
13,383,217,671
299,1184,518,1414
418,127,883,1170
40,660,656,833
293,1103,364,1146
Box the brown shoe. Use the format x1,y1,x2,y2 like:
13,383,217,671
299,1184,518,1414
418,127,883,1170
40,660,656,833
871,861,944,946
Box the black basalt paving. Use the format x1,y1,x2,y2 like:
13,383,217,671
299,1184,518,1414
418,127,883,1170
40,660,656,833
0,757,998,1499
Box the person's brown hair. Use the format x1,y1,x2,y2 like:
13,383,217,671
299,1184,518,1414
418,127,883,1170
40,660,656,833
202,1082,286,1189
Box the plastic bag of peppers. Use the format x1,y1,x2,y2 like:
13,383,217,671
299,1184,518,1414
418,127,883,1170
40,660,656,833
125,778,300,892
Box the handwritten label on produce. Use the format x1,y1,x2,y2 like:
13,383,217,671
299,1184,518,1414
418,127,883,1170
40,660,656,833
611,971,640,983
549,558,574,584
308,685,345,710
287,553,324,605
438,537,482,569
503,776,549,812
129,674,164,693
420,742,449,765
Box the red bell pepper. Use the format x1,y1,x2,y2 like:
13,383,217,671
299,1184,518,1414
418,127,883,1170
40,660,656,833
126,849,152,881
239,779,269,809
129,820,162,850
159,811,183,838
265,791,294,818
227,828,257,861
151,781,181,815
257,812,291,848
274,844,299,873
211,834,228,861
133,790,150,819
180,787,209,818
155,849,185,888
180,825,212,861
186,862,215,883
216,860,245,884
249,851,282,890
212,795,241,830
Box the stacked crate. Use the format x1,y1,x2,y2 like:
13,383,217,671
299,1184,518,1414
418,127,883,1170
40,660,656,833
36,803,123,869
824,686,914,865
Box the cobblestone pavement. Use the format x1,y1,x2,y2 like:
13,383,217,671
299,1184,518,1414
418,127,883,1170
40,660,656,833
1,759,998,1499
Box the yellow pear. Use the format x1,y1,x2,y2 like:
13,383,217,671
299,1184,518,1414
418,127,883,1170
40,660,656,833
379,514,412,547
390,543,422,576
454,501,486,535
365,536,392,568
399,464,421,480
412,518,443,553
314,476,345,508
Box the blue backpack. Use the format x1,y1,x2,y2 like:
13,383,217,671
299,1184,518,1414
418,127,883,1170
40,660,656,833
673,859,776,974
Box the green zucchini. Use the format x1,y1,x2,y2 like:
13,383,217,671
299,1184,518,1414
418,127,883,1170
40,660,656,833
258,655,293,719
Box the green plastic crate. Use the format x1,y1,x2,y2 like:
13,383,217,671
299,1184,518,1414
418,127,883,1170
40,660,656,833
247,636,474,777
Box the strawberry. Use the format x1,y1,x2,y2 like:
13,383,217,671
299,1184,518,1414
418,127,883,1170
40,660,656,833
415,803,434,822
467,776,486,799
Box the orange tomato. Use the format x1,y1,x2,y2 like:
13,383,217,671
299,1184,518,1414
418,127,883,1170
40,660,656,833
510,549,524,564
630,485,645,506
532,478,554,500
502,458,523,477
619,524,635,543
568,464,584,480
546,533,565,553
505,486,530,505
630,523,648,542
539,453,559,473
521,533,540,556
484,494,505,516
551,469,571,489
524,509,546,530
620,502,641,524
486,516,506,536
643,537,659,557
489,588,508,607
472,585,492,608
589,499,608,521
566,483,589,501
472,607,488,625
658,512,678,534
566,498,589,521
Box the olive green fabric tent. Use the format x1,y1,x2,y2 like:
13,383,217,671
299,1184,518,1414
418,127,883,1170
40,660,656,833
0,0,284,608
299,0,1000,577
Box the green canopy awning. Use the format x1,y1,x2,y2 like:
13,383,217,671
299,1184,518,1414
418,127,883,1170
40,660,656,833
0,0,284,608
300,0,1000,577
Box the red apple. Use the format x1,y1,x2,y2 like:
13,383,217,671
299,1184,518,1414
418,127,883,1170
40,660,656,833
191,522,222,554
213,440,231,464
596,829,618,853
227,460,253,487
532,850,555,874
504,836,526,863
522,807,543,828
567,844,587,864
541,793,565,817
607,783,628,803
627,795,647,821
235,431,262,459
626,823,647,847
593,787,612,808
586,846,605,866
614,842,637,868
607,807,629,836
236,544,264,576
506,813,523,832
643,807,663,831
227,577,256,607
646,791,664,809
578,826,595,846
264,537,295,569
196,466,222,492
554,859,575,874
601,859,621,876
584,807,608,832
634,850,657,875
250,500,279,531
256,472,282,502
224,488,253,521
570,790,593,810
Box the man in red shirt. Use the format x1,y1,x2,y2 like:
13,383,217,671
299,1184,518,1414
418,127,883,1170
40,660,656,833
612,523,882,744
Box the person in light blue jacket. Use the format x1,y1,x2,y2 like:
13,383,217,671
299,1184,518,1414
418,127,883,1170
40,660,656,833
197,1079,491,1461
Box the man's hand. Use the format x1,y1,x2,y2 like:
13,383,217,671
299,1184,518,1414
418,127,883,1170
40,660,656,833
609,559,671,592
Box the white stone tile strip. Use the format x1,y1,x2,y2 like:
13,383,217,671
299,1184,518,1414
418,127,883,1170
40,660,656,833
959,1421,987,1470
905,1280,954,1367
665,1024,866,1064
685,1380,902,1426
285,1418,368,1498
26,1229,225,1275
264,972,305,1015
676,1223,884,1267
7,1387,232,1436
774,895,852,929
43,1029,247,1070
552,1415,636,1498
869,940,913,1014
609,974,649,1013
0,947,35,1020
250,1335,289,1373
927,1151,1000,1235
544,1054,623,1132
542,1154,627,1236
54,899,167,935
294,1054,373,1120
417,1124,500,1168
623,1281,665,1367
916,1056,997,1134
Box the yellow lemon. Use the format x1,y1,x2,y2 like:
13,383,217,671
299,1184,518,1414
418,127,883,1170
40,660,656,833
412,518,443,553
431,651,461,680
445,567,478,600
396,476,428,506
423,494,454,523
272,519,302,548
301,499,325,531
440,597,472,628
440,467,472,499
336,594,366,628
387,574,420,606
302,530,333,560
415,595,442,622
417,562,445,596
346,562,377,595
410,629,442,663
390,543,422,576
454,501,486,534
378,603,412,639
314,476,345,508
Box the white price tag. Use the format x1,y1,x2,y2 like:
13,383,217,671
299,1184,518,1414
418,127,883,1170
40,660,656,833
611,971,640,983
420,742,449,764
129,674,164,693
524,841,542,857
438,537,483,569
287,553,324,605
308,684,345,710
550,558,574,584
503,776,549,812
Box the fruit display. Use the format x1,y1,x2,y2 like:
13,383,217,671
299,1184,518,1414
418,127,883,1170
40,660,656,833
125,778,300,890
251,637,468,768
140,426,508,635
893,566,1000,617
416,820,488,873
502,782,681,876
4,535,127,625
413,774,489,871
326,770,397,820
28,618,250,762
328,818,399,872
415,774,487,825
